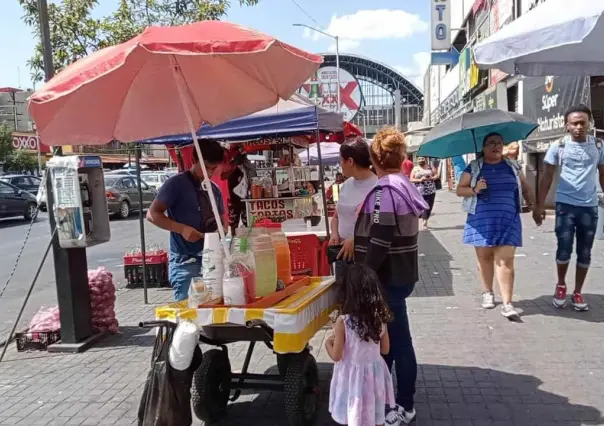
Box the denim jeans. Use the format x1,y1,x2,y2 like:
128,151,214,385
168,253,202,301
383,283,417,412
555,203,599,268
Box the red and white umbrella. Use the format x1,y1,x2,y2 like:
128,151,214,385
29,20,323,251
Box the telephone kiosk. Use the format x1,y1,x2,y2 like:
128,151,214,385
46,155,111,248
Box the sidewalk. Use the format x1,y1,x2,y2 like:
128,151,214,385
1,190,603,425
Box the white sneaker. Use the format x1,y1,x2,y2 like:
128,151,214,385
481,291,495,309
501,303,520,319
389,405,416,425
385,409,401,426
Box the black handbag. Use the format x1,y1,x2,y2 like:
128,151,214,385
185,171,219,233
327,244,343,264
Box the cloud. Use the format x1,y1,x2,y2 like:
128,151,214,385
327,39,361,53
324,9,428,41
395,52,431,88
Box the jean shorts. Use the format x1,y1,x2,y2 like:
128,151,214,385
168,253,202,301
555,203,599,268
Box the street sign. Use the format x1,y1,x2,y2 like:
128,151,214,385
431,0,451,50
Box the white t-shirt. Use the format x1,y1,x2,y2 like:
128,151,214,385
336,175,378,239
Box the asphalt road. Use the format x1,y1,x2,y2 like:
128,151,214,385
0,211,168,339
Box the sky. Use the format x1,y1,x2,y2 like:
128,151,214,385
0,0,430,91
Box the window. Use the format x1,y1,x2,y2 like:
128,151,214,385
122,178,135,189
13,177,32,186
0,182,16,194
144,175,159,183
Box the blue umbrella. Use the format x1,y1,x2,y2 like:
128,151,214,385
417,109,537,158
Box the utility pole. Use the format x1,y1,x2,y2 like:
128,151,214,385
37,0,61,156
37,0,94,352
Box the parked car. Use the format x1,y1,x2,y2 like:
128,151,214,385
0,174,42,195
104,175,157,219
0,180,38,221
140,172,170,190
104,170,137,176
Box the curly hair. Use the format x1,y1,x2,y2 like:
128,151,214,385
337,264,392,344
370,126,407,170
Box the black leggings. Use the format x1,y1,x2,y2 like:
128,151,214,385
422,192,436,220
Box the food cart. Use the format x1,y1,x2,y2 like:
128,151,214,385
151,275,337,425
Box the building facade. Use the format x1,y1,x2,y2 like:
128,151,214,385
426,0,588,205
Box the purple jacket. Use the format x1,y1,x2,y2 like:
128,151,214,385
354,173,428,286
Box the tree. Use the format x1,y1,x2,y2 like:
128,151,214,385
0,125,14,164
4,150,38,173
19,0,260,84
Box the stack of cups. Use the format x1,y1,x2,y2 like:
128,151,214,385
201,232,224,301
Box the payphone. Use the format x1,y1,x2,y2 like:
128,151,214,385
46,155,111,248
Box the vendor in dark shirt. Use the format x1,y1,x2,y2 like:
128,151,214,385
146,140,226,301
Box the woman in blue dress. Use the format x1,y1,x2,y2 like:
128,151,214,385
456,133,534,319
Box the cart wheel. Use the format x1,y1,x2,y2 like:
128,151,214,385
283,352,320,426
276,353,289,377
191,349,231,423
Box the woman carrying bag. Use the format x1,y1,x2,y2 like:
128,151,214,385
328,136,378,278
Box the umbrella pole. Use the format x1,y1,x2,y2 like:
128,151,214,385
135,144,149,304
170,55,231,261
315,134,330,240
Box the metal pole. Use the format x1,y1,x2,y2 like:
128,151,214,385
315,132,330,240
335,36,341,113
37,0,61,157
38,0,92,348
135,144,149,304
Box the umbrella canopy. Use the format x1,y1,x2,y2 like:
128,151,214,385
417,109,537,158
299,142,341,165
29,20,323,147
474,0,604,76
141,94,342,144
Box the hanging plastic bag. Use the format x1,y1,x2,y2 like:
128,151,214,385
138,322,202,426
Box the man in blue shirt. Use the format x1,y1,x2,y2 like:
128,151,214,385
534,105,604,311
147,141,226,301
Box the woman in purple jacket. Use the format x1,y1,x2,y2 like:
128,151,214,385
354,127,428,424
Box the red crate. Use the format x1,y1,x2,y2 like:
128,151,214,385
123,250,168,266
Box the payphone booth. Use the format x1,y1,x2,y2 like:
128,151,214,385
46,155,111,248
45,155,111,350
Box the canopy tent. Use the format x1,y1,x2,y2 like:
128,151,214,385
299,142,341,166
142,94,343,145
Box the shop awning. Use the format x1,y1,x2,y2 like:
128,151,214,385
141,94,343,145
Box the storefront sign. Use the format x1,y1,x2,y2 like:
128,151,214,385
484,86,497,109
299,66,361,121
11,132,50,153
459,48,471,96
459,48,483,97
431,0,451,50
473,93,486,111
248,199,295,221
523,75,590,143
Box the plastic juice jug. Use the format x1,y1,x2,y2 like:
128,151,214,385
269,230,292,283
252,235,277,297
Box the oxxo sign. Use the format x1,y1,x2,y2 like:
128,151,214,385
431,0,451,50
12,134,39,150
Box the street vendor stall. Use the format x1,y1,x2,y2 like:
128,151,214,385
143,94,345,237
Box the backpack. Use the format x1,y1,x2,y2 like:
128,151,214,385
557,135,603,166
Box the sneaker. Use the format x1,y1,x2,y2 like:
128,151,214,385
481,291,496,309
385,409,401,426
571,293,589,312
553,284,568,308
389,405,417,425
501,303,520,319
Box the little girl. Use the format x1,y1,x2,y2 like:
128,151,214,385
326,264,398,426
